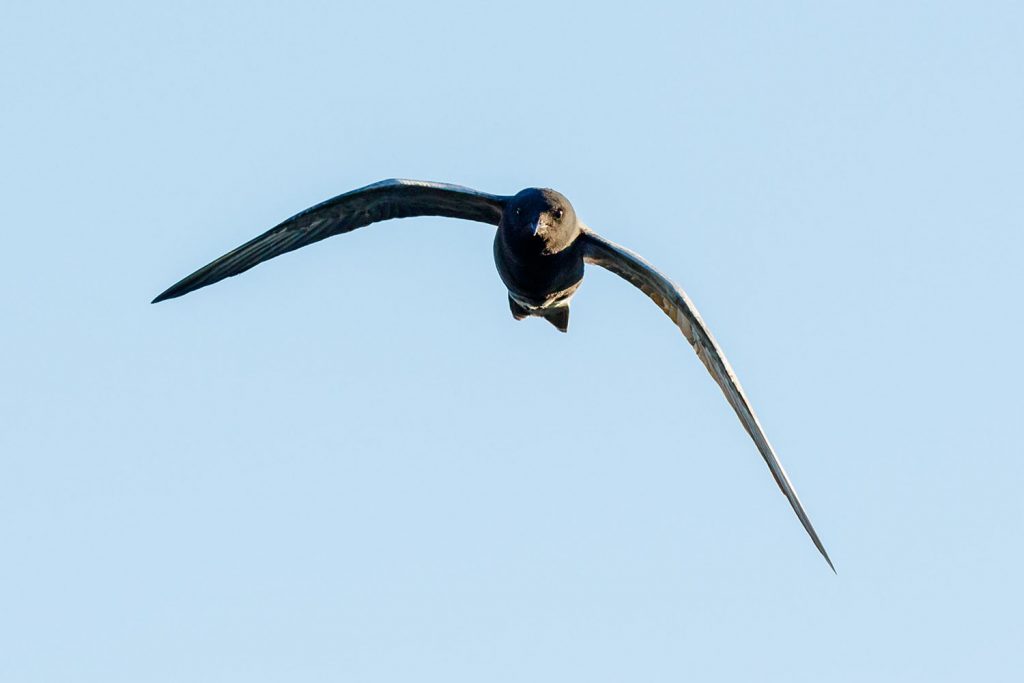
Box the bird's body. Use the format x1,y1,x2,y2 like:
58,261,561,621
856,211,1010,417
154,178,834,570
493,188,585,331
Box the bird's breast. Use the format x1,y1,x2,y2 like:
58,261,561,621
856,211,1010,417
493,232,585,308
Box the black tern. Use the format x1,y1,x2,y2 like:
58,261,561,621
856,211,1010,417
154,178,833,570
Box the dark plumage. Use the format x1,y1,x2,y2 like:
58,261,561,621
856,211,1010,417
494,188,584,332
154,178,833,570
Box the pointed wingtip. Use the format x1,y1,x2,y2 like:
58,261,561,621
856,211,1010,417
814,539,836,574
824,551,837,574
152,284,185,304
792,500,836,573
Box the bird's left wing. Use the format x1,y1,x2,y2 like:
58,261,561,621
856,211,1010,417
153,179,508,302
580,227,834,571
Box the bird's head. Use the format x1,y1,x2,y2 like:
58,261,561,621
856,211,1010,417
504,188,580,255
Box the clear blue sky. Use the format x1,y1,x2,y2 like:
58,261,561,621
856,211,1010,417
2,2,1022,681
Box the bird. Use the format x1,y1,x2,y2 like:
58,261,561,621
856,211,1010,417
153,178,833,570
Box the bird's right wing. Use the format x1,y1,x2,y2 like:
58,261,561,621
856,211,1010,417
580,227,834,571
153,179,508,302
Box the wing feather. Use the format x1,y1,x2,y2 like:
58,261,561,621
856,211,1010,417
153,179,507,302
581,227,834,571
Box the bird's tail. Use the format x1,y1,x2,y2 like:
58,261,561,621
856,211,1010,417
507,295,570,333
540,306,569,333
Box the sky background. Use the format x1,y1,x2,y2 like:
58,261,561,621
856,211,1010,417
2,2,1022,681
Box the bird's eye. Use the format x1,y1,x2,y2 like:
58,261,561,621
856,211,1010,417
516,207,522,216
554,209,563,219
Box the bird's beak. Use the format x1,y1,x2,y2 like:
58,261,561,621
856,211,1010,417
531,219,545,237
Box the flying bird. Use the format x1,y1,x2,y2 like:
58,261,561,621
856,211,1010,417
154,179,833,570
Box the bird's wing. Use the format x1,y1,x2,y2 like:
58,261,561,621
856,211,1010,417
580,227,833,571
153,179,508,302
